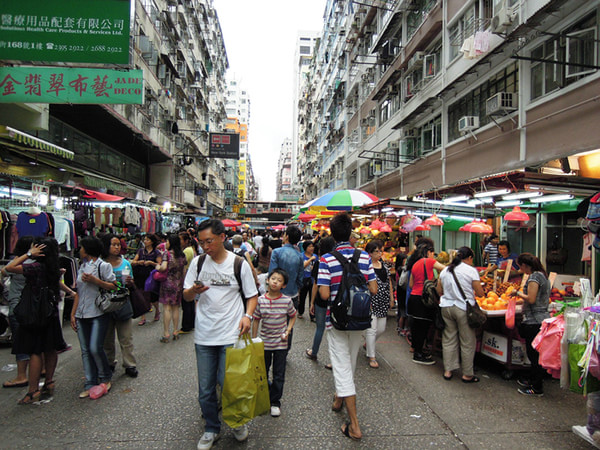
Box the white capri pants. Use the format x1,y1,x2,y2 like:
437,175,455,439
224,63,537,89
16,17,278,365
327,327,362,397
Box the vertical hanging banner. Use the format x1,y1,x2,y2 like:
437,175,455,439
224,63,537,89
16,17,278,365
0,66,143,104
0,0,131,64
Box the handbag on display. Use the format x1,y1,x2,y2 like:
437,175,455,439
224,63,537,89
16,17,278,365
450,268,486,329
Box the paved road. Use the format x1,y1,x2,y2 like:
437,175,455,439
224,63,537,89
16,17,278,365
0,309,591,449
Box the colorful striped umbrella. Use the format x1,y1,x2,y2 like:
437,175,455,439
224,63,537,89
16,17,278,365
301,190,379,212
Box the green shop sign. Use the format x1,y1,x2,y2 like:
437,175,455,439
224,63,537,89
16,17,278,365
0,66,143,104
0,0,130,64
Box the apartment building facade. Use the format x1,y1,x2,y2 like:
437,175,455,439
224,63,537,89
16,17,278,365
0,0,233,216
276,138,295,201
297,0,600,202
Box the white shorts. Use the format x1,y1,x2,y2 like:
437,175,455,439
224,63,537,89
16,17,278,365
327,327,362,397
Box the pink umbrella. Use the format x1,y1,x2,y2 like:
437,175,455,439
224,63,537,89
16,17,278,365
222,219,242,227
271,224,286,230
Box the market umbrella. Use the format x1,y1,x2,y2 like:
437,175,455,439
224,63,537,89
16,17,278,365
298,213,316,223
222,219,241,227
271,224,286,230
300,189,379,212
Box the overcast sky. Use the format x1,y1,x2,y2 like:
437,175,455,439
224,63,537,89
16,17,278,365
213,0,326,201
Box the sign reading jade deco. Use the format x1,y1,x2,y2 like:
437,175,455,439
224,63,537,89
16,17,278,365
209,133,240,159
0,67,143,104
0,0,130,64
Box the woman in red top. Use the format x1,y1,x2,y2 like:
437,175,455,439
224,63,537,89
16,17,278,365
407,243,446,365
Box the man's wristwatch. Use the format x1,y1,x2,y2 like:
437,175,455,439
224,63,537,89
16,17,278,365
26,251,32,258
244,313,253,321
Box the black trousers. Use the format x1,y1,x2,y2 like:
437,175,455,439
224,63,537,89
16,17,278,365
180,300,195,332
298,278,313,317
264,349,288,407
518,322,544,391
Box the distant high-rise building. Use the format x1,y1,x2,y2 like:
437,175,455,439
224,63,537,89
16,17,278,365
225,75,258,212
293,31,319,200
276,138,294,201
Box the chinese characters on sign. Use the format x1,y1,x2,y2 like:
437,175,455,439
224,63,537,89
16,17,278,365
0,0,130,64
0,67,144,104
209,133,240,160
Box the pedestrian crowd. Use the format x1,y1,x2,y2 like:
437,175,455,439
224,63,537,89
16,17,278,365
0,213,550,448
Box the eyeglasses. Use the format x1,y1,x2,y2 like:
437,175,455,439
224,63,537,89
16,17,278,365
198,238,216,247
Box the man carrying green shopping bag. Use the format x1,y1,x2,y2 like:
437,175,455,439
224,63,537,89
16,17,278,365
183,219,258,450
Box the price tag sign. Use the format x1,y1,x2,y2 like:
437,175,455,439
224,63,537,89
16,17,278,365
548,272,557,288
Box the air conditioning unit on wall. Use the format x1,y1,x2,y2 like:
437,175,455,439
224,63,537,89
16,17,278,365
486,92,517,116
492,1,516,33
458,116,479,133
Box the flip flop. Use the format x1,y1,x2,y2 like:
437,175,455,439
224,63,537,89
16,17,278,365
369,359,379,369
341,422,361,441
462,376,480,383
443,373,453,381
3,380,28,388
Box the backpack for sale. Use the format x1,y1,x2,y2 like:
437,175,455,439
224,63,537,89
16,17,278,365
329,249,372,331
196,253,248,310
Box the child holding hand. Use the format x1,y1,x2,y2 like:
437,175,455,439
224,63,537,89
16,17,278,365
252,268,296,418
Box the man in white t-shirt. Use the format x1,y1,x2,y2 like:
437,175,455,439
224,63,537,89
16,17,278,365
183,219,258,450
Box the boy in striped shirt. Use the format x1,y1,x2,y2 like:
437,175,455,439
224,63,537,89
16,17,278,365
252,268,297,418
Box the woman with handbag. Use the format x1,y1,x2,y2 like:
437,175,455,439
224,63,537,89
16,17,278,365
155,234,187,343
101,234,138,378
131,234,162,326
5,237,69,404
70,236,116,399
511,253,550,396
406,241,446,365
364,240,395,369
436,247,485,382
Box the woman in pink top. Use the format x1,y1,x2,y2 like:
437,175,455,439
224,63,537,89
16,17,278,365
407,242,445,365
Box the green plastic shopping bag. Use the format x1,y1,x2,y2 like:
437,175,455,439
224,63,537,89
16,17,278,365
222,334,270,428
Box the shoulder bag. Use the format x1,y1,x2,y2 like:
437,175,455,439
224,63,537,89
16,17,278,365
95,262,129,314
449,268,486,328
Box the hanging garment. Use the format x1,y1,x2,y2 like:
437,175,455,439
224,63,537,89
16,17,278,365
532,315,565,378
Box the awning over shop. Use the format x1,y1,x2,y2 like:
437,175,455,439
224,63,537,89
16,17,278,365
0,126,74,160
77,188,125,201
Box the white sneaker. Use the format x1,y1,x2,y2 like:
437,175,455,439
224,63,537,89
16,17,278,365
232,424,248,442
197,431,219,449
270,406,281,417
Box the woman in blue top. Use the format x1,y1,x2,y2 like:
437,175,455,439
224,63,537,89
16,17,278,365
101,234,138,378
298,240,316,320
70,236,116,399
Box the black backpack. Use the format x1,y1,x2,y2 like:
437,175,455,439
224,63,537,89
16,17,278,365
329,249,372,331
419,259,440,308
195,253,248,310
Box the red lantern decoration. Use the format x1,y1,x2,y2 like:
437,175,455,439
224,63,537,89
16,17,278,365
504,206,529,222
424,214,444,226
414,223,431,231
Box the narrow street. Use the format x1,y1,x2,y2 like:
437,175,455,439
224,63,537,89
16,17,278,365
0,310,590,449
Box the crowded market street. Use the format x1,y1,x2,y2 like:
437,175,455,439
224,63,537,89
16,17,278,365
0,308,589,449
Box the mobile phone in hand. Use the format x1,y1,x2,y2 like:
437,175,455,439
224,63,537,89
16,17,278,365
194,280,205,287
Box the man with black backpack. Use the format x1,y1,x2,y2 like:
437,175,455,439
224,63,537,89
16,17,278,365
317,213,377,441
182,219,258,449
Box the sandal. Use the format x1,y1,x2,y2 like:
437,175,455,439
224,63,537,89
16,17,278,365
462,376,480,383
324,363,332,370
153,312,161,322
369,359,379,369
331,395,343,412
443,372,453,381
305,349,317,361
160,336,170,343
137,319,146,326
18,390,41,405
172,333,180,341
41,380,55,396
341,422,361,441
3,380,28,388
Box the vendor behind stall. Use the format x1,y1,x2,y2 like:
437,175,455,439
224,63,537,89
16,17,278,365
483,240,520,281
